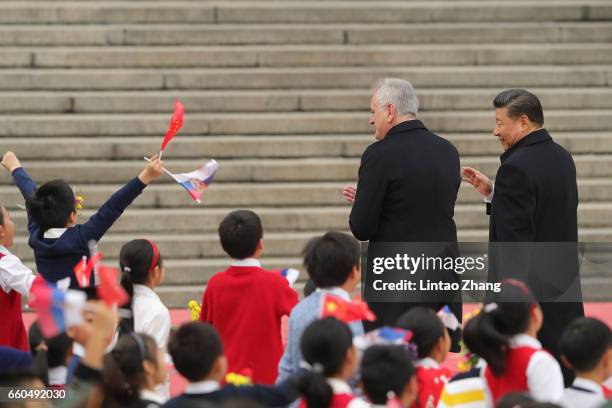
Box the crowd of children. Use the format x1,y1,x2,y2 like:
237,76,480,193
0,149,611,408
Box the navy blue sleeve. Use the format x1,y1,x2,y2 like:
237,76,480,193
11,167,39,233
78,177,147,243
225,374,301,407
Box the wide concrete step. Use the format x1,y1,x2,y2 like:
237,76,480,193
2,132,612,162
1,155,611,184
3,88,612,114
10,226,612,266
8,203,612,235
2,22,609,46
2,44,611,68
1,110,612,137
4,178,612,211
0,66,611,91
157,275,612,307
0,2,609,25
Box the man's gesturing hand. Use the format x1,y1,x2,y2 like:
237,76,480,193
461,166,493,198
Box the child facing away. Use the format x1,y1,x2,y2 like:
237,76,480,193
1,151,163,288
119,238,171,399
558,317,612,408
162,322,300,408
102,333,168,408
360,344,419,407
0,203,36,351
277,231,363,383
295,317,369,408
199,209,298,384
396,306,452,408
463,279,565,405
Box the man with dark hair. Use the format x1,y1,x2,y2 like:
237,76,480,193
360,345,418,407
559,317,612,408
199,210,298,385
462,88,584,384
277,231,362,383
163,322,299,408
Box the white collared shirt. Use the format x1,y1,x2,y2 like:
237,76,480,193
0,245,35,295
185,380,221,394
559,377,605,408
416,357,441,369
48,366,67,387
140,388,166,405
43,228,68,239
231,258,262,267
482,333,564,406
132,284,171,400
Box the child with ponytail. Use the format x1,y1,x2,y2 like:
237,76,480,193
296,317,369,408
102,333,167,408
119,239,171,399
463,279,564,405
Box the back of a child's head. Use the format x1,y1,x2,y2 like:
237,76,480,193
396,307,445,359
218,210,263,259
26,180,75,232
28,321,44,356
463,279,536,376
297,317,354,408
168,322,223,382
361,345,415,405
103,333,158,406
302,231,360,289
559,317,612,373
118,239,163,335
46,332,72,369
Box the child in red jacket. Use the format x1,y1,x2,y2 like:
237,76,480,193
200,210,298,384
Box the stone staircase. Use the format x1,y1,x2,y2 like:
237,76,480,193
1,0,611,307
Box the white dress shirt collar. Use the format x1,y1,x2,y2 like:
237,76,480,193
133,284,160,300
328,378,352,394
0,245,10,256
231,258,261,267
571,377,604,396
185,380,221,394
416,357,440,369
140,388,166,404
509,333,542,349
48,366,67,386
43,228,68,239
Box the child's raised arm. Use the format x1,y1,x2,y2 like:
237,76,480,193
78,155,164,243
2,151,38,199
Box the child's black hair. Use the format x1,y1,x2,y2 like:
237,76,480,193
168,322,223,382
302,231,360,288
463,280,536,376
46,332,72,369
296,317,354,408
118,239,163,335
25,180,76,232
361,345,415,405
396,307,445,359
28,320,44,356
218,210,263,259
102,333,158,407
559,317,612,372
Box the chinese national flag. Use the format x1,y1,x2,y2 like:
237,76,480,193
97,265,128,307
73,253,103,288
160,100,184,153
320,294,376,323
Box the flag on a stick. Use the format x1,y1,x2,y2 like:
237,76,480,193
159,100,184,157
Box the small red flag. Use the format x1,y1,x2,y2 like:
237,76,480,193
160,100,184,153
97,265,128,307
73,253,103,288
320,294,376,323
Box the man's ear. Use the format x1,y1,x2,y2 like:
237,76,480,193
387,104,396,122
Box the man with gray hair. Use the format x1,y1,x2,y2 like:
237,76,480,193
343,78,462,346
